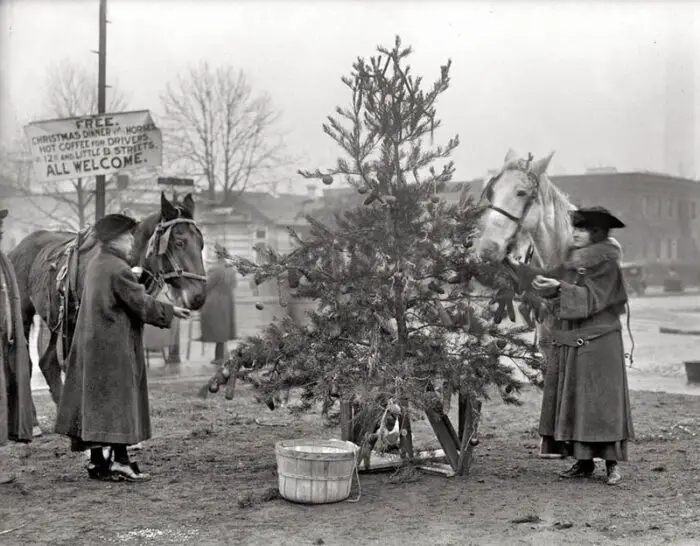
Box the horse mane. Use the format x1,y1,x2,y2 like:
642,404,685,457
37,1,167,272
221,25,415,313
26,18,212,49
531,172,576,268
131,207,165,266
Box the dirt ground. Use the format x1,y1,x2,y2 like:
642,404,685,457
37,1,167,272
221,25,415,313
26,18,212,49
3,378,700,546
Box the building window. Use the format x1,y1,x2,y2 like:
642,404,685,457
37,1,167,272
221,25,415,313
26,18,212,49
671,239,679,261
668,199,674,217
641,196,649,217
692,201,698,220
256,229,266,239
657,198,662,216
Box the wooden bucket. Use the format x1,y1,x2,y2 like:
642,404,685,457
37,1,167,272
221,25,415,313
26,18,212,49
275,439,359,504
684,361,700,384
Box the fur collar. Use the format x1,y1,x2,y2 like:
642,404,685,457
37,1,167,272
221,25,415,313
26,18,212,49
563,238,622,269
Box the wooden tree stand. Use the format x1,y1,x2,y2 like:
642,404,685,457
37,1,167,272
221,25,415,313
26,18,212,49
340,393,482,477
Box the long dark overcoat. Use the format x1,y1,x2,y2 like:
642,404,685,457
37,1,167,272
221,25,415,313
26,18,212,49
0,250,33,445
55,247,174,449
199,262,237,343
515,239,634,459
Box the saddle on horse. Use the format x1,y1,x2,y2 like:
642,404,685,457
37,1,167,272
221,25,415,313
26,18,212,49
49,228,98,368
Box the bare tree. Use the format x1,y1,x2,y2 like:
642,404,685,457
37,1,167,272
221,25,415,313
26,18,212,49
0,136,79,231
160,62,289,202
21,60,131,229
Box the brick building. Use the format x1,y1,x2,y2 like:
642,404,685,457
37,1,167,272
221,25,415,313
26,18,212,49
548,171,700,266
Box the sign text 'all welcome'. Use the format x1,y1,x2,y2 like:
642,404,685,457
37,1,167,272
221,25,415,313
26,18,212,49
24,110,163,183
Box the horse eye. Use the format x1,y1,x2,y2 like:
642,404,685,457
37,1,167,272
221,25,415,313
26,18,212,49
516,190,528,197
175,239,186,248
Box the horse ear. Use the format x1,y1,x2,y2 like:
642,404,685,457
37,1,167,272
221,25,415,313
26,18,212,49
0,209,8,220
504,149,519,163
160,191,178,220
183,193,195,217
531,151,555,176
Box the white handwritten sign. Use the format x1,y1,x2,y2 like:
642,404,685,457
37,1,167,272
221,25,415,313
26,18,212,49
24,110,162,183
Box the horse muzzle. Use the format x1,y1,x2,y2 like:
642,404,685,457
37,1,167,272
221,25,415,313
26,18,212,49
175,277,207,311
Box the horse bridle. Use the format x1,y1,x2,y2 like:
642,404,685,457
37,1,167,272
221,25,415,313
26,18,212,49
141,216,207,295
482,154,542,256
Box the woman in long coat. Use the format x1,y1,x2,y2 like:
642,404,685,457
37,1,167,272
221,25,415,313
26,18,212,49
55,214,190,482
0,237,33,447
199,244,237,364
509,206,634,485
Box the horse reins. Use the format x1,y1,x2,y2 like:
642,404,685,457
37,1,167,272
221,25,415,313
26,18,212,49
482,152,541,257
141,216,207,296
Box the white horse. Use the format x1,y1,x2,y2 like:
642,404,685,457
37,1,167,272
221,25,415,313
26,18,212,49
476,148,575,271
471,149,579,456
472,150,578,386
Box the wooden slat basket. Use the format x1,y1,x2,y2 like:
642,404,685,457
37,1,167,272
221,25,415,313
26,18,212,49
275,439,359,504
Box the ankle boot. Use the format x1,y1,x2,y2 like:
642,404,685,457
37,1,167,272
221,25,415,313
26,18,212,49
559,459,595,478
606,461,621,485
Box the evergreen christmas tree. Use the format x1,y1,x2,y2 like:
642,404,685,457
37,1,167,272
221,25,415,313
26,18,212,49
206,37,543,473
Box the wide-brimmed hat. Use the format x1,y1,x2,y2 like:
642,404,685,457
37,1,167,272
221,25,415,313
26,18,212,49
94,213,138,243
570,206,625,230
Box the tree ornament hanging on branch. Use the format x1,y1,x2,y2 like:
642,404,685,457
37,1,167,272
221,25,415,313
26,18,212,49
204,35,543,477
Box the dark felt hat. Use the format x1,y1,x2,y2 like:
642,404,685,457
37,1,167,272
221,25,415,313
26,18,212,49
570,206,625,230
94,213,138,243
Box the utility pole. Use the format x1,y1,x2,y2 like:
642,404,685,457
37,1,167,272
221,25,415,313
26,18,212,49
95,0,107,222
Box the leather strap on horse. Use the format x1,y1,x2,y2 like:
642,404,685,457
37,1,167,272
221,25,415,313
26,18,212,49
481,152,541,257
141,217,206,296
54,227,93,369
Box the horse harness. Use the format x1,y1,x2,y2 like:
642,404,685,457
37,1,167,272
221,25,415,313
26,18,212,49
50,215,206,368
51,227,95,367
481,152,541,257
140,216,207,297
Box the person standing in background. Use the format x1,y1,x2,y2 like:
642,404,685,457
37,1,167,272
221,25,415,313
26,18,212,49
199,243,237,365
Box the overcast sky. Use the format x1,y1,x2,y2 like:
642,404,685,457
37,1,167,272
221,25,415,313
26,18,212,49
1,0,699,188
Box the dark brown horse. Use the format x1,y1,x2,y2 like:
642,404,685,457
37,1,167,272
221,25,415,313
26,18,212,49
8,192,207,415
